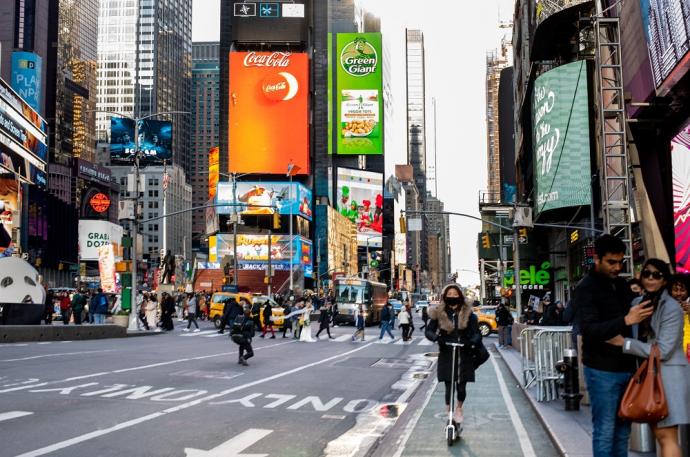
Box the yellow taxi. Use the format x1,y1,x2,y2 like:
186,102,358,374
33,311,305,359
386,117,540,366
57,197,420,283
209,292,252,328
473,306,499,337
252,295,285,329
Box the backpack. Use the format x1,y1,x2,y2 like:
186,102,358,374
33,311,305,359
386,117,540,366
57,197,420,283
230,315,246,345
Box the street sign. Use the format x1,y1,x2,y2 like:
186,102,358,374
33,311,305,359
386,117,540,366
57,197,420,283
407,218,422,232
222,285,239,293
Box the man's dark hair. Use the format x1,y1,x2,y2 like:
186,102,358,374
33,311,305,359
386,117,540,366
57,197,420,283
627,278,642,288
594,234,626,259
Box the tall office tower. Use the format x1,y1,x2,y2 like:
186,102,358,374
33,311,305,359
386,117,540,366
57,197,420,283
191,42,220,248
425,192,450,291
96,0,192,174
405,29,428,277
53,0,99,164
485,39,511,203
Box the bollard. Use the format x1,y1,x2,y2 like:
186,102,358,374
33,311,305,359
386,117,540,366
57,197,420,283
555,348,583,411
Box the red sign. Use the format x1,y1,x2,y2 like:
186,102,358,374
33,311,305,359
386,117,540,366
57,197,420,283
89,193,111,213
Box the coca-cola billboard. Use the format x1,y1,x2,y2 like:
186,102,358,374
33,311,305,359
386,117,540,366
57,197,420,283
230,1,308,44
243,52,291,67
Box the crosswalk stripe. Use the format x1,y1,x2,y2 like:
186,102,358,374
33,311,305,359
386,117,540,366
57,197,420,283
374,338,395,344
180,330,216,337
417,338,433,346
331,335,351,342
395,337,418,345
201,333,225,338
0,411,33,422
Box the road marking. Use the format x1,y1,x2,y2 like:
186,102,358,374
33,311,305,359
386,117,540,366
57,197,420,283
395,337,417,345
0,350,116,363
37,342,51,345
181,330,217,337
417,338,433,346
201,333,226,338
185,428,272,457
331,335,351,342
0,341,294,394
322,414,347,420
0,411,33,422
490,354,537,457
389,380,438,457
0,343,29,347
15,342,375,457
375,338,395,344
287,396,343,411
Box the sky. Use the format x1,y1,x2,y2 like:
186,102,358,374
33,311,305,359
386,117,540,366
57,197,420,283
192,0,514,287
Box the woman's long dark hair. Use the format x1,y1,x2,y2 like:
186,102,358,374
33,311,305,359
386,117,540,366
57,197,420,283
442,284,465,305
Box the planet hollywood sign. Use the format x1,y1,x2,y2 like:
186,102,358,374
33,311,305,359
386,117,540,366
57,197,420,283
243,52,292,68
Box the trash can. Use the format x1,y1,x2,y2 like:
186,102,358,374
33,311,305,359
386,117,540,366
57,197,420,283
629,423,656,453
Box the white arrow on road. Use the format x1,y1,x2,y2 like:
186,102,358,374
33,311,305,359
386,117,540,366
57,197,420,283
185,429,272,457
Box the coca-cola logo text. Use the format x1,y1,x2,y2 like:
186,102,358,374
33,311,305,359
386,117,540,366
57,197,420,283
243,52,291,67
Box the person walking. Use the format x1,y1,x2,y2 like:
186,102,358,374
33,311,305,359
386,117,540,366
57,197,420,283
420,305,429,331
352,305,366,342
217,298,236,334
71,289,86,325
58,292,71,325
160,292,175,331
44,289,54,324
137,292,150,330
251,298,262,335
606,259,690,457
176,293,186,322
231,304,256,366
91,288,109,324
425,284,482,426
294,300,304,340
573,235,654,457
398,303,411,341
496,301,514,348
260,301,276,339
281,301,293,338
184,293,200,332
299,300,315,342
315,302,334,339
669,274,690,362
146,294,159,330
378,302,395,340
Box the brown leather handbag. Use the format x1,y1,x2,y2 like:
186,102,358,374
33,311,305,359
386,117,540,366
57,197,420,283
618,344,668,423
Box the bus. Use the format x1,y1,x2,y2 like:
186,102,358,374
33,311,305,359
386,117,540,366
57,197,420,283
333,277,387,326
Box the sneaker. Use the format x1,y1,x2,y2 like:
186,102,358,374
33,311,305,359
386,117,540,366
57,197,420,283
329,336,335,339
260,335,265,338
270,335,275,339
453,408,464,424
183,328,190,332
217,330,224,334
240,359,249,366
238,357,245,365
193,328,200,333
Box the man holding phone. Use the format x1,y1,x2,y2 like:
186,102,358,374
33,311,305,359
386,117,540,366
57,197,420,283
572,234,654,457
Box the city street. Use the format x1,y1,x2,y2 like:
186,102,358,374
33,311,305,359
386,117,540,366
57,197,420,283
0,316,561,457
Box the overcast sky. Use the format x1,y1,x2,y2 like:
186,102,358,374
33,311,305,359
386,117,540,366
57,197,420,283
192,0,514,287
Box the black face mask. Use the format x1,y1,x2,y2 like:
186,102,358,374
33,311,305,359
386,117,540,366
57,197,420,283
445,297,462,306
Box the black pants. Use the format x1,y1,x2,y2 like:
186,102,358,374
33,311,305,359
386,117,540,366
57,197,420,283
73,309,83,325
239,340,253,361
401,324,411,340
61,310,70,325
44,310,53,324
282,321,292,337
187,315,199,329
316,324,331,338
444,381,467,405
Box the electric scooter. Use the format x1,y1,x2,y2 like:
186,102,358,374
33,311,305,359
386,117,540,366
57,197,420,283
445,340,464,446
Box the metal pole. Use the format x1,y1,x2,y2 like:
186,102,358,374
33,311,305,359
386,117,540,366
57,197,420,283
232,173,238,286
162,160,167,254
514,225,522,318
127,120,140,331
267,229,272,298
289,174,294,293
480,258,485,302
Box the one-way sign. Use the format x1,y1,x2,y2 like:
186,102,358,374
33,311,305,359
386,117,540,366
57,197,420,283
234,2,256,17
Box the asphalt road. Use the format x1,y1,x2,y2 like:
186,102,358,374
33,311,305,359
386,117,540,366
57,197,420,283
0,316,437,457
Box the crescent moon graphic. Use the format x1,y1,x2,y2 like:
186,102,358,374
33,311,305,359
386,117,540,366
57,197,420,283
279,72,299,101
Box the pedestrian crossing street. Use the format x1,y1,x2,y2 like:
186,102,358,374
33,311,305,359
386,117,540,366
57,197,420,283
177,330,434,346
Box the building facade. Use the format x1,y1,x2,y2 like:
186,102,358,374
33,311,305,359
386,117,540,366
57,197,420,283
191,42,220,247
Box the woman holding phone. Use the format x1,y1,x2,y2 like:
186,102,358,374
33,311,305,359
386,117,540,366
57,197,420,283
606,259,690,457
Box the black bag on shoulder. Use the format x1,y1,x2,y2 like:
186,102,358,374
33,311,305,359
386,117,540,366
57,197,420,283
230,315,246,345
472,341,490,368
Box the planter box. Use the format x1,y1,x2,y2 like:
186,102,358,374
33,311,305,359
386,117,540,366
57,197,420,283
112,315,130,327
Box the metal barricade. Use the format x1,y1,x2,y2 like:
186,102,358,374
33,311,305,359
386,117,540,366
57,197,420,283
533,327,573,402
519,326,548,388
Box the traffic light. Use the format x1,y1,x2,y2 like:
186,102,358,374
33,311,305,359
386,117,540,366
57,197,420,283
273,212,281,230
519,228,528,239
481,233,491,249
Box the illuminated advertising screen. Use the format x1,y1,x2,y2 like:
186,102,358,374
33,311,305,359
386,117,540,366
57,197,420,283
532,61,591,215
336,33,383,155
11,51,42,113
228,52,309,174
640,0,690,93
672,123,690,272
216,181,312,220
230,1,307,43
208,147,220,200
110,118,173,164
336,168,383,247
214,234,312,276
0,77,48,184
0,175,19,253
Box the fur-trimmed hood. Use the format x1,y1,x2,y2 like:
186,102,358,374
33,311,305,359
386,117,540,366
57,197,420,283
428,283,473,332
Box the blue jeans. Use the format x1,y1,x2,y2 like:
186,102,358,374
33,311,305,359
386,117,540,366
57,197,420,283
584,366,632,457
379,321,394,339
93,313,106,325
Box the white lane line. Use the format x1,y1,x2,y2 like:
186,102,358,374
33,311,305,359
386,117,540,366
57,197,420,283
0,411,33,422
0,341,294,393
181,330,217,337
37,342,51,345
16,342,376,457
490,354,537,457
0,344,29,348
0,350,116,363
390,380,438,457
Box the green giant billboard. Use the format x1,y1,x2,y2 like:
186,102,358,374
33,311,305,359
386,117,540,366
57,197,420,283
532,60,591,214
336,33,383,155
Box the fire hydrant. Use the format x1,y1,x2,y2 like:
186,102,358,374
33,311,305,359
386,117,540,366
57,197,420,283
555,348,583,411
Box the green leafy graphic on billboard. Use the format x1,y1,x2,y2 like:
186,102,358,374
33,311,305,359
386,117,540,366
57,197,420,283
532,60,591,214
336,33,383,155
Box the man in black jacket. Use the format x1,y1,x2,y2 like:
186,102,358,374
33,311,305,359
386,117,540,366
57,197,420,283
315,303,334,339
217,298,242,334
573,235,653,457
232,305,256,366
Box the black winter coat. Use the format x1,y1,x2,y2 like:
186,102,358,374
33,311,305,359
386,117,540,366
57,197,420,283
425,306,482,383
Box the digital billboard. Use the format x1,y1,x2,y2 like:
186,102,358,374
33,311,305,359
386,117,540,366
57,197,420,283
672,122,690,273
214,234,312,277
11,52,42,113
208,147,220,200
78,220,124,261
336,33,383,155
0,175,19,253
0,77,48,184
640,0,690,94
230,1,308,44
532,60,592,215
229,52,309,174
110,117,173,164
336,168,383,247
216,181,312,220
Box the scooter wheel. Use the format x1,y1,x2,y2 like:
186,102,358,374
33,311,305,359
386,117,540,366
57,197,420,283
446,427,455,446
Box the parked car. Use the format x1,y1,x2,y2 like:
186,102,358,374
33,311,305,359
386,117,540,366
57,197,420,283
414,300,429,313
473,306,518,337
388,299,403,314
